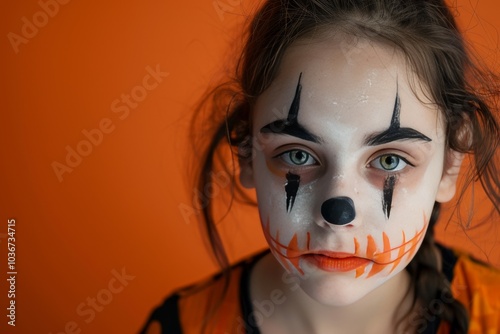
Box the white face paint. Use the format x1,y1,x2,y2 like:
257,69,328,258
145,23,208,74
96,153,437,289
241,36,455,306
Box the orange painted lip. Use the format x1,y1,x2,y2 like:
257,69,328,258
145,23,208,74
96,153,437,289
302,253,371,272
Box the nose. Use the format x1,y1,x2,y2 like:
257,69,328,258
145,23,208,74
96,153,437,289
321,197,356,225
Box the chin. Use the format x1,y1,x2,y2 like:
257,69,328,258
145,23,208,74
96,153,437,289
296,264,395,307
298,274,375,307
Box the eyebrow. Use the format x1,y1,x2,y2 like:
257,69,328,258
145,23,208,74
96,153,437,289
364,89,432,146
260,73,322,143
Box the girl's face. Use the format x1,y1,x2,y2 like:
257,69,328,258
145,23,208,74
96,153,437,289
240,36,461,306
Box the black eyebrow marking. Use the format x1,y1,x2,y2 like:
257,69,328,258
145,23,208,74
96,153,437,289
364,87,432,146
260,73,321,143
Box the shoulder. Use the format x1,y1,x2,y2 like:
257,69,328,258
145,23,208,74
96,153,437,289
139,249,269,334
450,247,500,297
444,246,500,334
139,294,181,334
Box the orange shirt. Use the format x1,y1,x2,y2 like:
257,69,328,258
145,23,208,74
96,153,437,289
140,246,500,334
439,249,500,334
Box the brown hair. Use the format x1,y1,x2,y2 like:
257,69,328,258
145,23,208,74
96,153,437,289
189,0,499,332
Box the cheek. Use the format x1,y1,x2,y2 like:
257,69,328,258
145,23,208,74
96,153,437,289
379,151,444,224
255,161,282,202
378,180,434,257
351,214,429,279
255,156,318,216
262,220,312,276
254,156,316,272
396,147,445,200
389,168,441,220
253,158,291,231
255,181,316,236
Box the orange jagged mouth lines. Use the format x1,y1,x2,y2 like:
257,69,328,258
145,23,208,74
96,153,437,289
262,212,428,276
371,217,428,265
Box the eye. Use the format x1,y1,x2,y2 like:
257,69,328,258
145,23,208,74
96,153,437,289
280,150,317,166
371,154,408,172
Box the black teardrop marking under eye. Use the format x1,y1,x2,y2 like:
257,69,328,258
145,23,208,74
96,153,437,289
321,197,356,225
285,172,300,213
382,175,397,219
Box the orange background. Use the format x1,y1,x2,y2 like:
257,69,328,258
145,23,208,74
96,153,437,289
0,0,498,333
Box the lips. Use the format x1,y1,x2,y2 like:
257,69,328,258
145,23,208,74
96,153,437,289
302,253,371,272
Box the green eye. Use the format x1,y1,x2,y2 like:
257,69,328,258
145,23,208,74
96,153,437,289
280,150,317,166
381,155,399,170
372,154,407,171
289,151,309,165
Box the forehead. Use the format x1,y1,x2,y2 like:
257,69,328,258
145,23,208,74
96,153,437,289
253,37,444,142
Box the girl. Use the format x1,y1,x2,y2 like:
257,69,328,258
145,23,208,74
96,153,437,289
141,0,499,333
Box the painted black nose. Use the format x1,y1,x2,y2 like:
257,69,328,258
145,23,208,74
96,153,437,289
321,197,356,225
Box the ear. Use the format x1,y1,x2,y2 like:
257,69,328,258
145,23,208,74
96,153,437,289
238,147,255,189
435,149,465,203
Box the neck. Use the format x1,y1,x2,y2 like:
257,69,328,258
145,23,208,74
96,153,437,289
251,252,416,334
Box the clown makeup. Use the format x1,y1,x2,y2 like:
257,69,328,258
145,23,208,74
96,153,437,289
261,73,316,213
260,72,321,143
364,85,432,146
245,36,449,306
383,175,397,219
262,212,428,277
285,172,300,212
367,85,432,219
